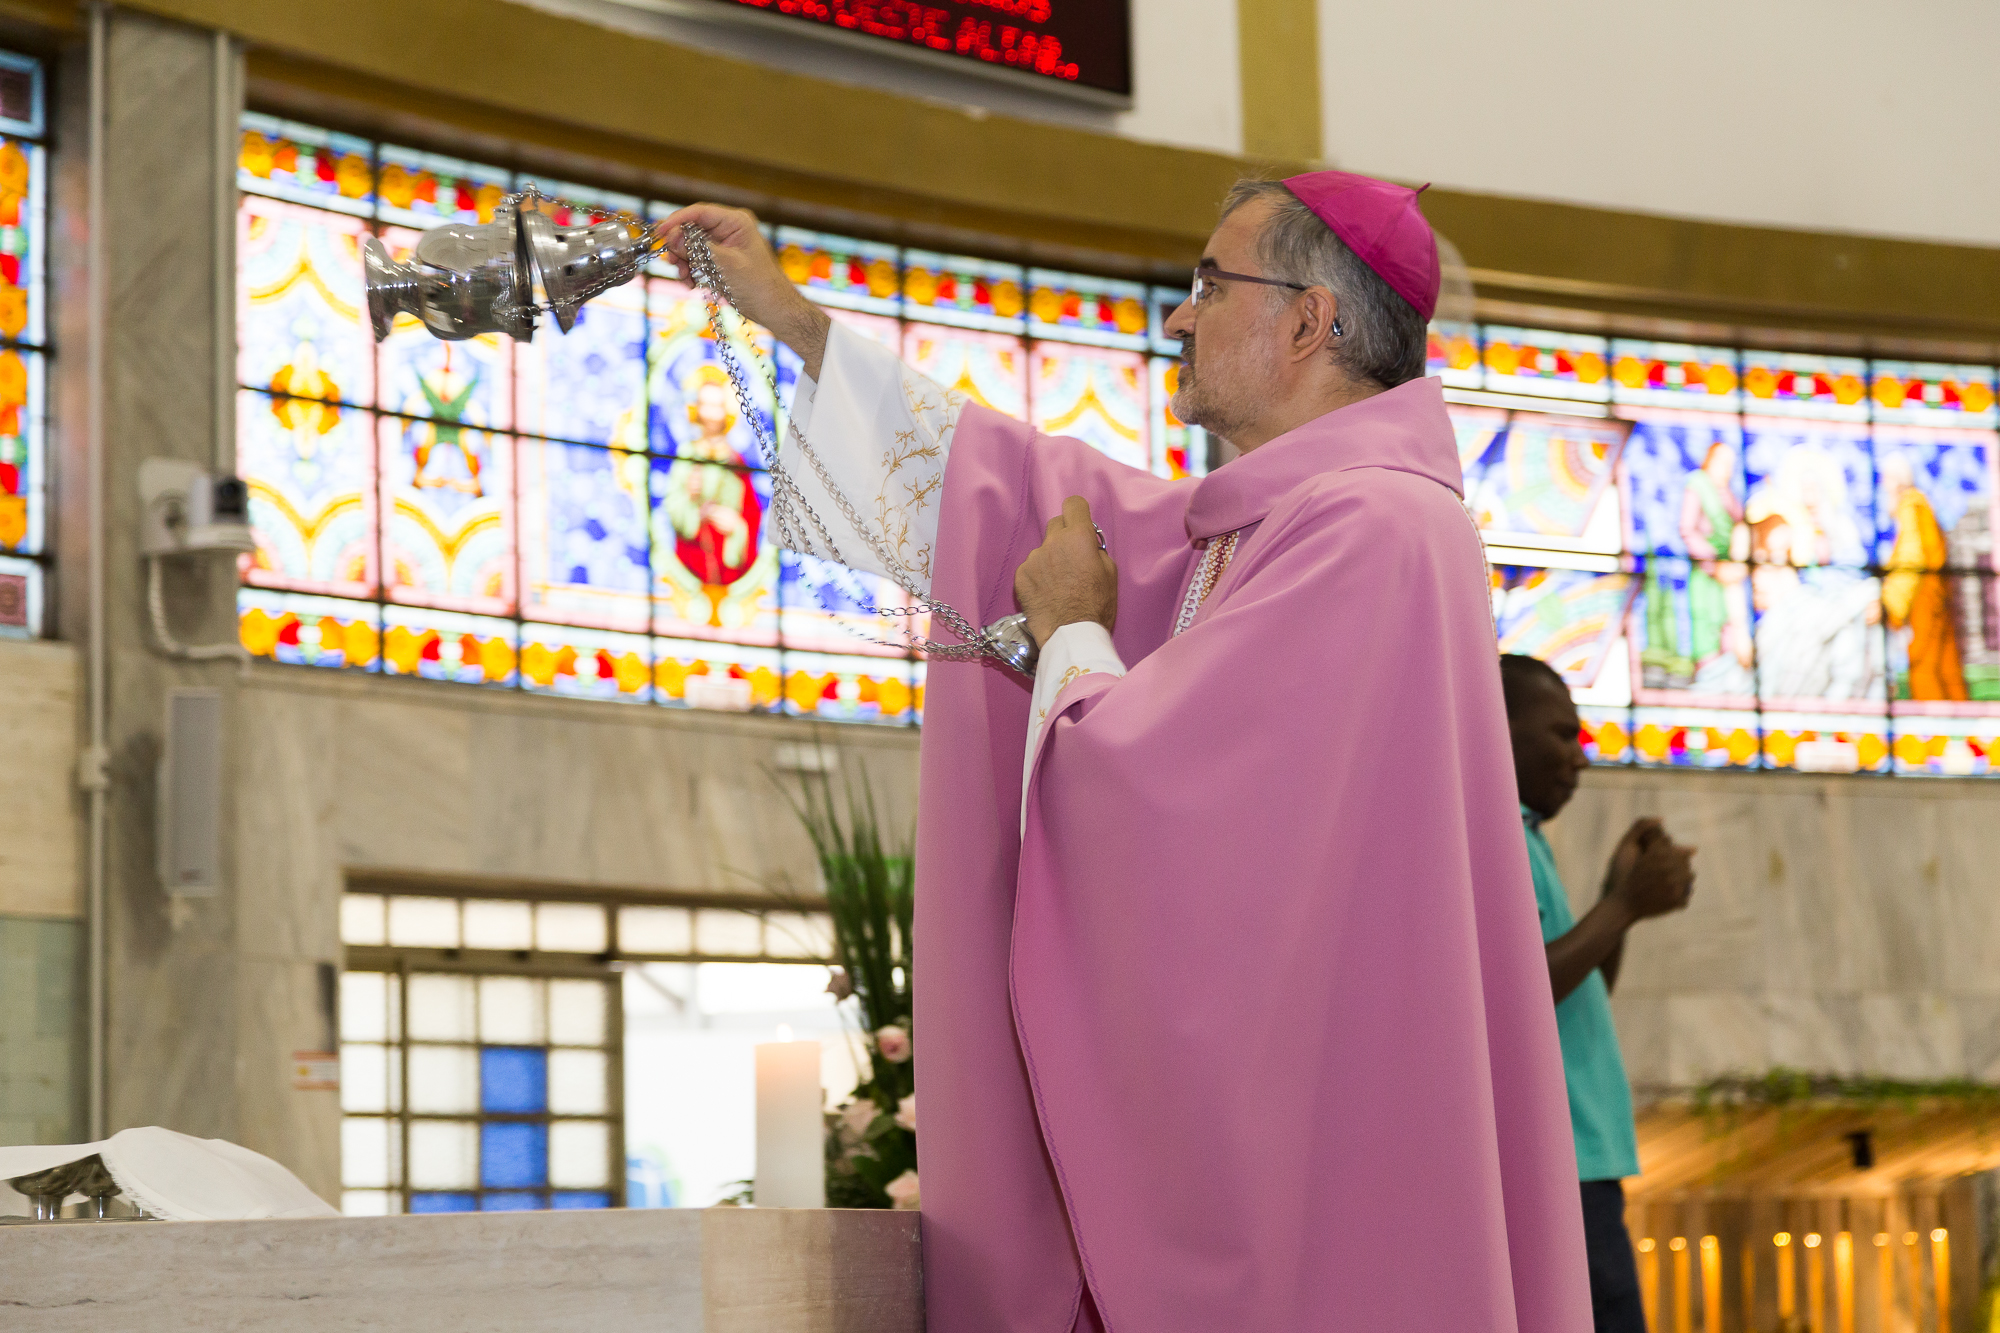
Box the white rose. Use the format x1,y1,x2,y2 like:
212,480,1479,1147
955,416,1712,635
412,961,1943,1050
884,1169,920,1211
874,1025,911,1063
894,1094,916,1133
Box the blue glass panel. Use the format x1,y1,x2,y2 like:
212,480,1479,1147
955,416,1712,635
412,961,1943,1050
778,551,912,658
516,280,647,447
518,439,652,632
408,1192,477,1213
481,1046,548,1113
1618,411,1745,560
480,1191,545,1211
552,1191,612,1210
481,1121,548,1188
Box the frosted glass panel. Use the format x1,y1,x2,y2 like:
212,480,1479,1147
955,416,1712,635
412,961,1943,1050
387,896,460,948
549,1048,607,1115
339,972,389,1042
462,899,534,950
536,903,607,953
618,906,692,955
549,1120,610,1189
763,911,833,959
341,1189,396,1217
478,975,544,1044
340,1043,390,1113
406,973,475,1041
694,909,763,957
340,893,386,945
408,1044,479,1113
548,979,606,1046
340,1115,395,1189
408,1119,478,1189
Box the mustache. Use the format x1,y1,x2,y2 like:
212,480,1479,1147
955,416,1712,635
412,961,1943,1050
1179,337,1195,380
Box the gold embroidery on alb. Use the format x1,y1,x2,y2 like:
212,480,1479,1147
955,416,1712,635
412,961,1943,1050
869,375,959,585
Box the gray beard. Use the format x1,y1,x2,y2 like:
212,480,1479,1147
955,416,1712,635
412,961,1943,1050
1174,351,1255,446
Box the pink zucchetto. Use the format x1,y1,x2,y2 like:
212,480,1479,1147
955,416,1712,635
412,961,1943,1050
1281,171,1440,322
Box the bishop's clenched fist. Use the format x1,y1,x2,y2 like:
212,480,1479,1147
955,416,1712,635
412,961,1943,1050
1013,495,1118,649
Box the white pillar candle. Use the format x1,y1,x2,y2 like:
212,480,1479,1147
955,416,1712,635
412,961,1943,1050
753,1038,825,1208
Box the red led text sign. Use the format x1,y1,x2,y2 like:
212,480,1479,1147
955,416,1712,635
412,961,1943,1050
700,0,1133,99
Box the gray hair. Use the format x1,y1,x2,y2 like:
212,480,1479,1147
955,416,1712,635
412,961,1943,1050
1220,179,1429,390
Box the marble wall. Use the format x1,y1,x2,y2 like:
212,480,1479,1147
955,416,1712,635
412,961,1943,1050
1542,767,2000,1094
0,639,80,920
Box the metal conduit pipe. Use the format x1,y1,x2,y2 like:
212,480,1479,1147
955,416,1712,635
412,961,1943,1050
83,0,109,1141
213,27,234,476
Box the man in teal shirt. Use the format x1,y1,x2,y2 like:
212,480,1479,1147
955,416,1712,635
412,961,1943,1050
1502,654,1696,1333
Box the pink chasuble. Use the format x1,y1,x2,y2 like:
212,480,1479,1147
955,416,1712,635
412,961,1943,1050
915,377,1591,1333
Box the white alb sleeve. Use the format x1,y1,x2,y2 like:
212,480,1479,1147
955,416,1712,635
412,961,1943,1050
783,320,961,595
1021,620,1127,832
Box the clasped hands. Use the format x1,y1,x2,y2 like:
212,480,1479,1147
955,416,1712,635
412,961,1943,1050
1601,817,1697,922
1014,495,1118,649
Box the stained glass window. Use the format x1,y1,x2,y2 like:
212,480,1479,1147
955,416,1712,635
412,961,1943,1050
0,50,46,640
235,114,1997,773
1450,318,2000,776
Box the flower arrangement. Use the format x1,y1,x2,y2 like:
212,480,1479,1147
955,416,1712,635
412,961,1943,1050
784,759,918,1209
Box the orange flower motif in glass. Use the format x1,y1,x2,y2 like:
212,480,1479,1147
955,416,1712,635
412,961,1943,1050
903,267,938,306
610,650,648,694
239,606,284,657
383,624,430,676
239,130,277,179
334,153,371,200
866,258,899,299
1112,296,1146,335
0,140,26,229
378,164,422,211
0,349,26,436
345,619,382,669
990,279,1023,318
1028,286,1063,325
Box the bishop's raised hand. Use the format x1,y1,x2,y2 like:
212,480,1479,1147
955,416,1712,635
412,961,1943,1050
652,203,829,376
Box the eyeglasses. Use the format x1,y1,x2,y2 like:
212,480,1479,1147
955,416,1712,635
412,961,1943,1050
1190,266,1309,307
